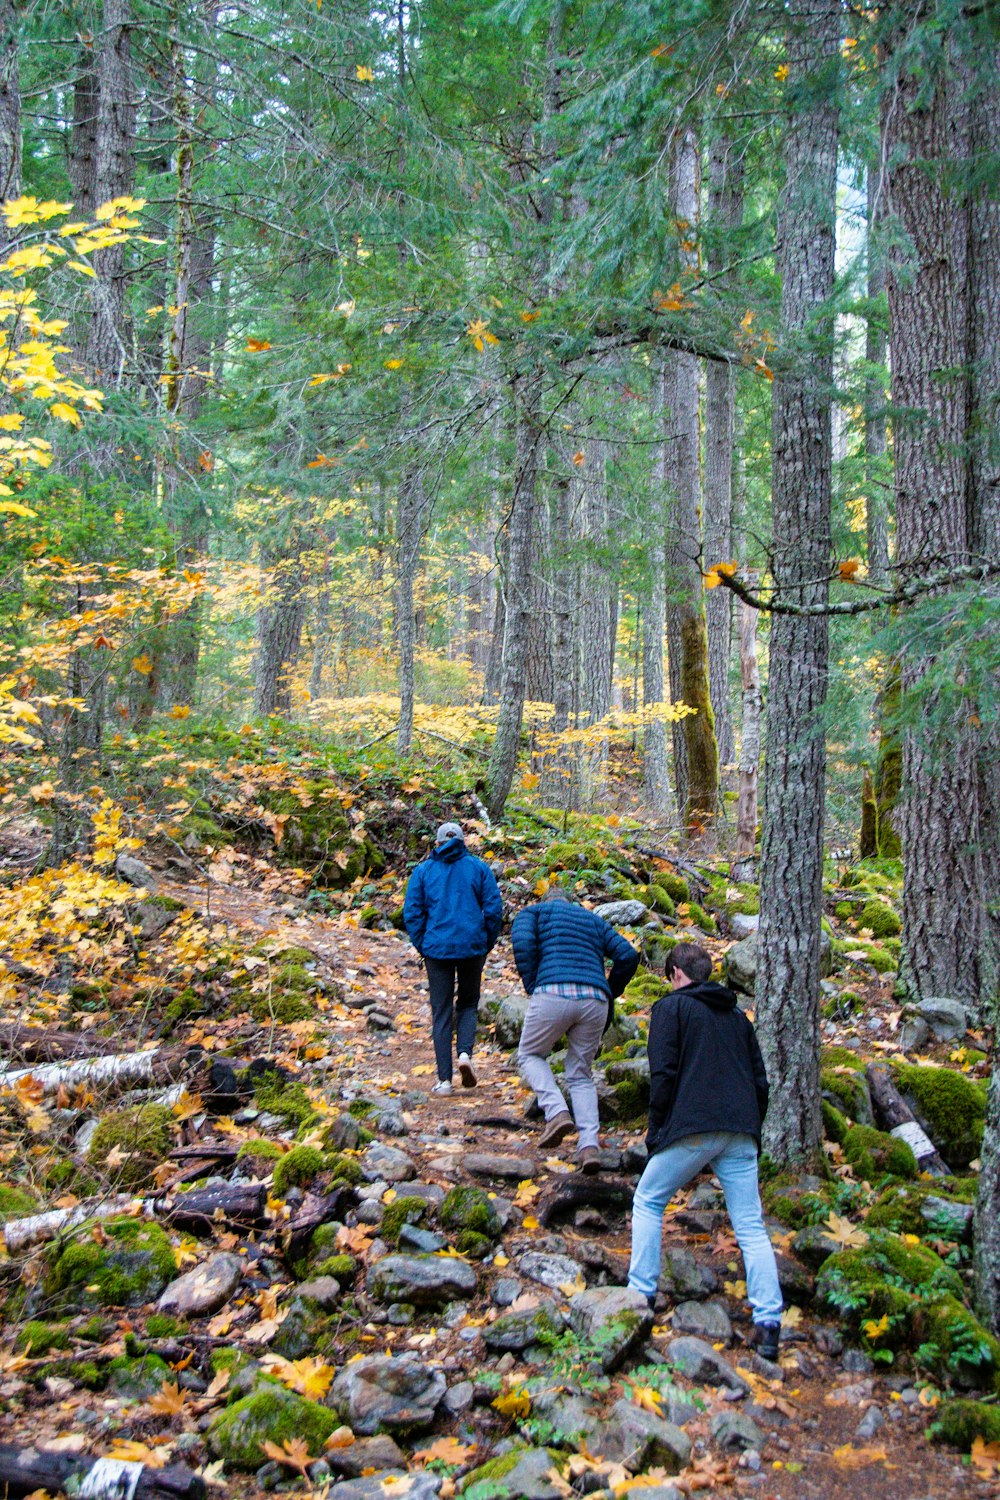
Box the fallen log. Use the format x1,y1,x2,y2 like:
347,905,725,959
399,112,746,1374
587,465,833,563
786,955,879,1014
865,1062,949,1176
283,1185,357,1261
0,1025,117,1064
159,1181,267,1234
0,1446,204,1500
2,1195,138,1254
538,1175,634,1227
0,1047,185,1096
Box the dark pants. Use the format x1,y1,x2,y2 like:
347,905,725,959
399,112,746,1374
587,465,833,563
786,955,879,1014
424,956,484,1081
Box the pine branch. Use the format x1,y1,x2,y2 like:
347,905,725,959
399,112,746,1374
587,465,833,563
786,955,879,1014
714,561,1000,616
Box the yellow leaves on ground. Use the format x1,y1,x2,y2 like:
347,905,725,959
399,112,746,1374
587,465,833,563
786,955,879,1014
412,1436,477,1466
261,1438,316,1478
831,1443,890,1469
466,317,498,352
107,1439,169,1467
260,1353,335,1400
514,1178,541,1207
704,560,738,590
824,1212,869,1250
521,1214,540,1231
492,1385,531,1419
149,1380,192,1416
628,1383,664,1416
971,1438,1000,1480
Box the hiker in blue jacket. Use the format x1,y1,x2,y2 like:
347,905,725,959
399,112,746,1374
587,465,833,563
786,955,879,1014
512,889,640,1172
403,821,503,1095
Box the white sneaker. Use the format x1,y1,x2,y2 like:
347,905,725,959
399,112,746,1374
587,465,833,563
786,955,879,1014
432,1079,453,1095
458,1054,477,1088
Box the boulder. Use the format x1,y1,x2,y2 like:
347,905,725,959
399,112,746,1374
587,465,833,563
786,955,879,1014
665,1336,750,1394
366,1253,477,1307
207,1383,338,1469
593,899,648,926
569,1285,653,1372
725,928,830,996
660,1246,718,1299
899,1014,931,1052
293,1275,342,1309
519,1251,586,1291
597,1397,691,1472
730,913,759,940
115,854,156,888
361,1142,416,1183
459,1446,563,1500
157,1253,242,1318
915,997,967,1042
710,1410,765,1453
483,1300,566,1352
670,1298,732,1343
331,1353,446,1435
494,995,530,1049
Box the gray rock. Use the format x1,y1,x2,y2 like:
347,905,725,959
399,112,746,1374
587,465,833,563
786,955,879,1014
326,1436,406,1479
115,854,156,888
915,997,967,1041
569,1285,653,1372
671,1299,733,1343
461,1447,562,1500
593,899,648,926
492,1277,522,1308
666,1337,750,1394
602,1011,641,1051
899,1015,931,1052
598,1397,692,1472
661,1246,718,1299
790,1224,846,1270
494,995,530,1048
855,1404,884,1441
293,1276,342,1309
483,1300,566,1352
443,1380,474,1415
324,1113,363,1150
366,1011,394,1031
920,1195,974,1241
466,1153,538,1180
841,1348,874,1374
730,912,759,940
399,1224,447,1254
726,927,830,995
396,1181,445,1207
327,1474,440,1500
361,1142,416,1183
774,1251,815,1304
711,1410,765,1453
366,1253,477,1307
519,1251,586,1291
330,1353,446,1435
368,1103,408,1136
157,1253,242,1318
136,899,179,939
529,1387,596,1445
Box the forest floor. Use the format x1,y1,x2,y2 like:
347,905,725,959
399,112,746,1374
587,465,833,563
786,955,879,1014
0,837,994,1500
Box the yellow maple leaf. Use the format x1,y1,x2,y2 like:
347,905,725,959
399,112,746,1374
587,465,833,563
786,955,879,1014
629,1383,664,1416
356,64,374,81
492,1385,531,1419
148,1380,191,1416
831,1443,888,1469
50,401,81,427
466,317,498,352
413,1435,477,1466
862,1313,890,1343
970,1437,1000,1478
261,1438,315,1477
838,557,862,580
106,1439,167,1467
824,1212,869,1250
774,63,789,81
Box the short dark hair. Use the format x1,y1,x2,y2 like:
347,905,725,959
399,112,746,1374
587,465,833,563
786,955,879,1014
671,942,713,983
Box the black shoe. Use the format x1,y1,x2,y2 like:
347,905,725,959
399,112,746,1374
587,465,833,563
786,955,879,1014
755,1322,781,1361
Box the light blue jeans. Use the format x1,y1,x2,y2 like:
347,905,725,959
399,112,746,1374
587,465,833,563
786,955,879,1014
628,1130,783,1325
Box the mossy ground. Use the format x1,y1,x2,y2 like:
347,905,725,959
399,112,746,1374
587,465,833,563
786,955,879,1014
88,1104,174,1188
271,1145,326,1196
44,1217,176,1312
380,1194,427,1244
843,1124,917,1181
0,1183,38,1220
439,1185,500,1238
931,1398,1000,1450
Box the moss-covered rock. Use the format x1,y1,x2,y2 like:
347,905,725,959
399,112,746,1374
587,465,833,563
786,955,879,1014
87,1105,173,1189
380,1195,427,1245
44,1217,176,1312
107,1352,172,1401
313,1253,358,1284
865,1182,974,1241
890,1063,986,1170
271,1145,326,1198
821,1100,849,1143
655,872,691,904
682,901,716,934
236,1138,283,1177
643,884,676,916
918,1296,1000,1389
843,1124,917,1181
821,1064,873,1125
326,1151,362,1186
857,899,901,939
251,1070,318,1130
622,968,670,1009
931,1397,1000,1450
0,1182,38,1221
260,782,382,887
762,1174,831,1229
455,1229,493,1259
17,1320,70,1356
816,1231,964,1350
439,1185,500,1239
206,1381,338,1470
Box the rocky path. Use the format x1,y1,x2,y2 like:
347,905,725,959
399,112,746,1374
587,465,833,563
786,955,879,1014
0,875,991,1500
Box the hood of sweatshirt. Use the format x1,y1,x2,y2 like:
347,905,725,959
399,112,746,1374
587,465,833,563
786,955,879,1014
684,979,740,1012
431,837,468,864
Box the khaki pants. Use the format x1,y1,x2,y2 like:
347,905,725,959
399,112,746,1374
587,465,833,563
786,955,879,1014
517,990,606,1151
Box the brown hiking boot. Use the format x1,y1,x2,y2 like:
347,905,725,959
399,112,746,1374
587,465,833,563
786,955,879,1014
577,1146,600,1175
538,1112,575,1150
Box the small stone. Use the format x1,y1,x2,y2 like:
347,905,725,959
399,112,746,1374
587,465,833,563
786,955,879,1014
366,1011,394,1031
398,1224,447,1254
294,1276,342,1309
711,1410,765,1453
855,1405,884,1440
326,1435,406,1478
665,1337,750,1394
671,1299,733,1343
330,1354,446,1435
915,997,967,1041
599,1396,692,1471
116,853,156,888
466,1153,538,1180
387,1303,414,1325
157,1253,242,1318
730,913,759,940
366,1253,477,1307
569,1286,654,1372
900,1015,931,1052
483,1300,566,1352
660,1246,718,1299
920,1196,974,1240
841,1348,875,1375
492,1277,523,1308
443,1380,474,1415
593,899,648,925
361,1142,416,1183
519,1251,586,1291
791,1224,846,1270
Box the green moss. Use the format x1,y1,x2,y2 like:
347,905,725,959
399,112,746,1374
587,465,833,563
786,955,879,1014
314,1253,358,1284
821,1068,871,1123
207,1381,338,1470
866,1183,973,1239
890,1063,986,1170
146,1313,187,1338
822,1100,849,1143
761,1175,832,1229
236,1138,283,1176
181,811,232,846
834,901,855,921
683,901,715,934
832,937,897,973
17,1320,70,1355
348,1099,373,1118
162,988,205,1031
252,1072,318,1129
44,1216,176,1312
325,1151,362,1186
209,1345,253,1376
656,872,691,904
858,899,901,939
88,1105,173,1188
623,969,670,1007
77,1317,111,1343
821,1046,866,1072
439,1185,500,1238
919,1296,1000,1387
930,1398,1000,1450
272,1145,326,1197
0,1183,38,1220
643,884,676,916
380,1195,427,1245
843,1124,917,1181
66,1360,103,1388
455,1230,493,1259
817,1231,964,1346
108,1351,172,1400
261,782,381,887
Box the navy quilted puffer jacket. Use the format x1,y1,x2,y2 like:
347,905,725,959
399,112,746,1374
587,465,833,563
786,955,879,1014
511,896,640,1002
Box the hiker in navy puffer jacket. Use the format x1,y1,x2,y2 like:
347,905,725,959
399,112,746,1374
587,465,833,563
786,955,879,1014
512,890,639,1172
403,821,503,1095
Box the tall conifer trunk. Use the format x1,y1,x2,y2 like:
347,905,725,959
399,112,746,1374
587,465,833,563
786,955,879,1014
0,0,20,224
643,362,674,817
86,0,135,394
755,0,838,1166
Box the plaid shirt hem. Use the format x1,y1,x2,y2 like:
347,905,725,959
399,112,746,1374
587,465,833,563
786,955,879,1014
532,982,607,1002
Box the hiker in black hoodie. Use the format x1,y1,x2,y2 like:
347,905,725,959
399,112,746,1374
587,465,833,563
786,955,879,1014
627,941,783,1360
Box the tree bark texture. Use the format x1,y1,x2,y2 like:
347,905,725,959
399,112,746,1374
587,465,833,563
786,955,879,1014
396,468,425,753
85,0,135,393
883,26,986,1005
666,126,718,840
540,468,577,809
486,375,543,819
253,551,306,718
864,167,890,593
755,0,838,1168
732,590,761,879
703,132,742,769
0,0,20,227
70,48,99,219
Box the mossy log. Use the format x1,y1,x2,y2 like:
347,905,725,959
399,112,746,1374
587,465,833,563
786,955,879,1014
866,1062,949,1175
0,1446,204,1499
160,1182,267,1234
0,1025,118,1064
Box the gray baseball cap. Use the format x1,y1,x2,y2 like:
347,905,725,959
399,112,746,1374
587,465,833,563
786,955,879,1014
436,821,464,844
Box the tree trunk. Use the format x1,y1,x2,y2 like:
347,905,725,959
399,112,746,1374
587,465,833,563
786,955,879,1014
755,0,838,1168
732,589,761,882
578,435,616,792
486,375,543,820
253,552,306,718
396,468,425,754
85,0,135,394
703,132,742,770
883,26,985,1004
524,485,553,705
643,364,673,818
70,47,99,219
864,167,890,592
540,469,576,809
0,0,20,224
667,126,718,841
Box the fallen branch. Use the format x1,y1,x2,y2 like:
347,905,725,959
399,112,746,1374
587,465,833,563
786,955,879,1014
159,1181,268,1234
866,1062,949,1175
0,1048,183,1096
2,1195,138,1254
0,1446,204,1500
0,1025,117,1064
538,1175,634,1227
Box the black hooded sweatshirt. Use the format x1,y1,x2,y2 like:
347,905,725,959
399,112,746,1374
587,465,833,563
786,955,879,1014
645,980,770,1156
